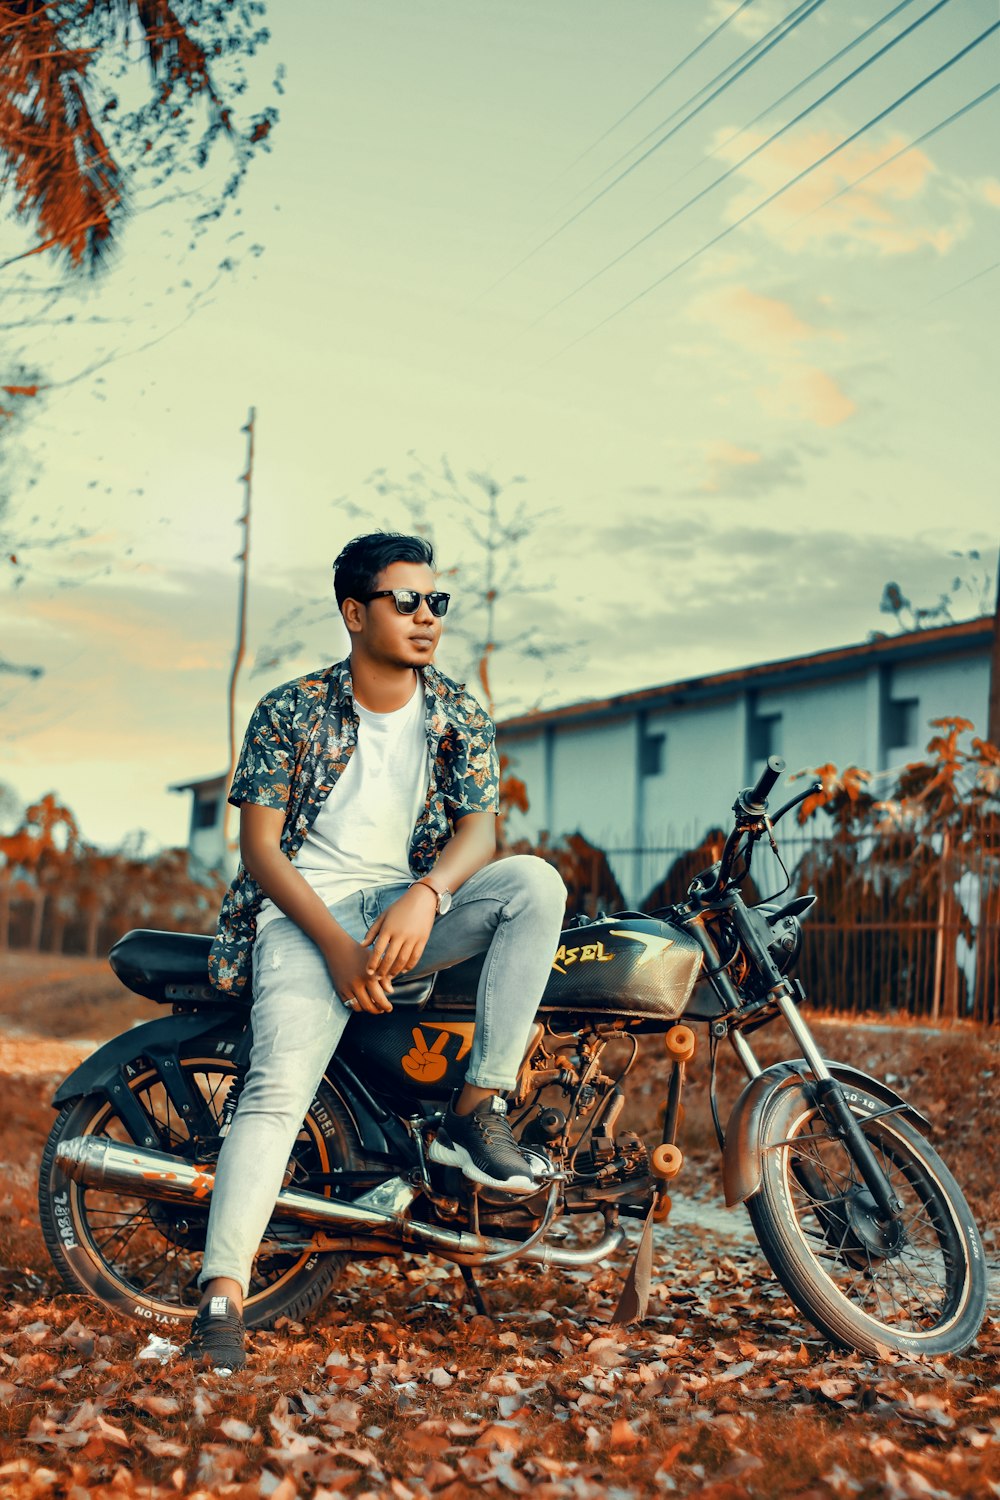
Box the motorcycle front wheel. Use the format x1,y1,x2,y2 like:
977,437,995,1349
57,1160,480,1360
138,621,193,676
747,1082,987,1357
39,1044,362,1331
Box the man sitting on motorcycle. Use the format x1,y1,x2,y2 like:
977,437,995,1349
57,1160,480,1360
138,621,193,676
184,530,567,1371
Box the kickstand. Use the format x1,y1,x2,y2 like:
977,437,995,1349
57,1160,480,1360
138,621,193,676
459,1263,491,1318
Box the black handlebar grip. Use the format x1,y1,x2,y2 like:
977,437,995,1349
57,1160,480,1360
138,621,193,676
749,754,786,807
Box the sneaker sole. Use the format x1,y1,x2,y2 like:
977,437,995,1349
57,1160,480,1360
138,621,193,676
428,1138,537,1195
181,1350,247,1374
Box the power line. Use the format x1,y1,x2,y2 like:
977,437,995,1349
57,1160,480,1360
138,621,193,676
552,0,759,183
926,256,1000,304
579,0,823,193
538,0,954,322
658,0,922,200
478,0,827,300
544,22,998,364
788,83,999,234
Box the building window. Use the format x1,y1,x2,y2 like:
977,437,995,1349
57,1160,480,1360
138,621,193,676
749,712,782,763
640,731,665,777
885,696,919,750
195,798,219,830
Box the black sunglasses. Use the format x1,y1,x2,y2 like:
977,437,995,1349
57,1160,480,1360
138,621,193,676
363,589,451,617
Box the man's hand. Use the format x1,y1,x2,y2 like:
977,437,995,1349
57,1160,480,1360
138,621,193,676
363,884,438,983
324,938,395,1015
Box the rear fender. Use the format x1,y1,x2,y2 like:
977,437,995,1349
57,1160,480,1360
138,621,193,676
51,1012,391,1155
52,1012,249,1147
722,1061,931,1208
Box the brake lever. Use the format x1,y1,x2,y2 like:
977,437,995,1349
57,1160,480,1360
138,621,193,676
769,780,823,828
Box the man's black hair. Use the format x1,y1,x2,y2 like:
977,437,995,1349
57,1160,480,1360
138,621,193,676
332,531,435,611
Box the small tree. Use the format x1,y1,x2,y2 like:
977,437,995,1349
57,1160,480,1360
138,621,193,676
1,5,280,696
0,1,278,274
254,458,571,716
875,549,995,637
0,791,79,949
793,722,1000,1022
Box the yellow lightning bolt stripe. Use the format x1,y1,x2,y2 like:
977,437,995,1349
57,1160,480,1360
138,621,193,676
609,930,675,968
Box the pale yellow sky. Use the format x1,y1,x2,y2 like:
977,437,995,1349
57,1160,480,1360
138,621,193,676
2,0,997,848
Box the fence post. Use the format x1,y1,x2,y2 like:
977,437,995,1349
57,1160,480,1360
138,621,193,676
930,828,953,1025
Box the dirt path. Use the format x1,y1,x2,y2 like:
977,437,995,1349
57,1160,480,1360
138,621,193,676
0,1031,98,1078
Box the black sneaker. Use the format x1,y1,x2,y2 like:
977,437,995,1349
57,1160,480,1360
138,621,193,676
182,1295,247,1373
429,1094,537,1194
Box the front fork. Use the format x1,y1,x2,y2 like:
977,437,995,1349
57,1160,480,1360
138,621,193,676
733,991,905,1219
692,911,905,1222
776,993,905,1216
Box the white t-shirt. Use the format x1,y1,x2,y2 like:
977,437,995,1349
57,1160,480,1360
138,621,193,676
256,678,430,933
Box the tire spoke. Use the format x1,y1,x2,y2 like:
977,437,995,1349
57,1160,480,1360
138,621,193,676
45,1054,356,1320
768,1102,971,1343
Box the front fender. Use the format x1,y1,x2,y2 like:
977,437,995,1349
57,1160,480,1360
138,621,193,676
722,1061,931,1208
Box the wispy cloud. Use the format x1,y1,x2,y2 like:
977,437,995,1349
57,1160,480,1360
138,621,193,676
523,523,997,725
704,0,797,42
686,282,855,433
757,365,856,428
714,129,970,257
695,439,806,497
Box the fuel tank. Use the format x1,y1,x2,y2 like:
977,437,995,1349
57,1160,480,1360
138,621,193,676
433,915,703,1021
540,916,702,1017
339,916,703,1102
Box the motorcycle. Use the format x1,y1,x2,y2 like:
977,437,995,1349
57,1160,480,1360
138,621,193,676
39,757,987,1357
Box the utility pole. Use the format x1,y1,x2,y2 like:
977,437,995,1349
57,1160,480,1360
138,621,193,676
988,540,1000,747
223,408,254,863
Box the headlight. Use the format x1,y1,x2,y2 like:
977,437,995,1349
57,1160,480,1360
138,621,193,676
756,894,815,976
766,912,803,974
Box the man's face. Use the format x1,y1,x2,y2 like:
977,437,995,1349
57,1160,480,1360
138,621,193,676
350,560,444,669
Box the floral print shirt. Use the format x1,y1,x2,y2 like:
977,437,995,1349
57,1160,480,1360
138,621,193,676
208,658,500,995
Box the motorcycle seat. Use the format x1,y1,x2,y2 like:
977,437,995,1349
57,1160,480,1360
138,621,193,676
109,928,437,1008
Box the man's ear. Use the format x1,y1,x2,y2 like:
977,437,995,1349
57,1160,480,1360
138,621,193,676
341,599,364,635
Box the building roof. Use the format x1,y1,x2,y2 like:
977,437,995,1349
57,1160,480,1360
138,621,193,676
169,773,228,795
498,615,994,736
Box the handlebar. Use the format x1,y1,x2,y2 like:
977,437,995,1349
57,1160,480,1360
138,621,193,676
686,764,827,906
770,780,823,828
689,757,793,904
736,755,786,816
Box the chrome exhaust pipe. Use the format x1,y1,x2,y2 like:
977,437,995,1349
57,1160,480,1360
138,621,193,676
55,1137,627,1268
55,1137,417,1229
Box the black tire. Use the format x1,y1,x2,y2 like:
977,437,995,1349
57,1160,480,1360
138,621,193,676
746,1082,987,1357
39,1046,363,1332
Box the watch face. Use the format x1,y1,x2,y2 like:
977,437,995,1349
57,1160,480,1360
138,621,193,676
437,889,453,915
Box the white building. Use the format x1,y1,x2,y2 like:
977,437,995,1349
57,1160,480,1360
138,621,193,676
170,617,994,900
169,771,229,875
496,616,994,905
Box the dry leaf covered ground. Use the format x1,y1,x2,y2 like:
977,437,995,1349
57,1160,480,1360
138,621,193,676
0,953,998,1500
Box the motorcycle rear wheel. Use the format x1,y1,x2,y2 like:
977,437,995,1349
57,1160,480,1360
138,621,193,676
747,1084,987,1357
39,1047,362,1331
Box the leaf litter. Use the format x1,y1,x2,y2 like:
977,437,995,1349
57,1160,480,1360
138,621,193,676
1,1009,998,1495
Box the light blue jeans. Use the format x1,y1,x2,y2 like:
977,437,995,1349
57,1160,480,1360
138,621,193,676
200,854,566,1295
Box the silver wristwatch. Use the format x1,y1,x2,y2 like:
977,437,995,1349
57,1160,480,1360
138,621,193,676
414,877,452,915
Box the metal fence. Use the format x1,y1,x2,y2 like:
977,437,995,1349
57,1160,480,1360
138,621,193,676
593,819,1000,1027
